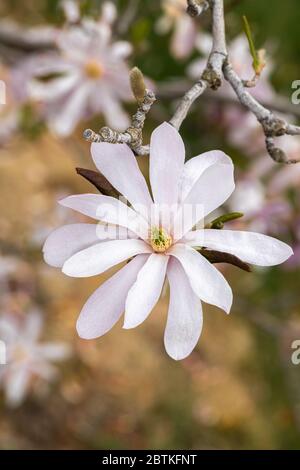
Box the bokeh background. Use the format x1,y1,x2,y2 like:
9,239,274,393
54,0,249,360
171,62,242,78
0,0,300,450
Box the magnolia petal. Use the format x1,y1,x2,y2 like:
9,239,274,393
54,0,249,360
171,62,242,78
99,91,131,130
169,243,232,314
62,239,152,277
59,194,149,239
76,254,149,339
5,367,31,407
201,229,294,266
150,122,185,205
43,224,103,268
111,41,132,59
35,343,71,361
48,81,91,136
91,141,152,213
165,257,203,360
124,254,169,329
28,72,79,102
22,312,43,342
174,151,235,238
171,15,196,60
180,150,233,202
0,317,19,343
29,362,57,381
183,152,234,214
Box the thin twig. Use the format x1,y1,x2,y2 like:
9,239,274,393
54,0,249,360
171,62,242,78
181,0,300,164
223,60,300,163
187,0,210,17
158,80,300,119
83,88,156,155
169,80,208,129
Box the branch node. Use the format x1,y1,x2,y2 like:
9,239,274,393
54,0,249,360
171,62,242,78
186,0,210,17
265,138,295,164
83,69,155,155
83,129,102,142
261,116,287,137
201,65,222,90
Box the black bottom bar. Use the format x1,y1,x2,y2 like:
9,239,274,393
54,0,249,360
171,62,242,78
0,450,298,466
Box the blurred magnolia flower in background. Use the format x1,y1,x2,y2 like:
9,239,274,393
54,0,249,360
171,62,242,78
43,122,293,360
12,1,133,137
228,176,291,235
189,34,275,103
61,0,81,24
268,135,300,194
285,219,300,270
31,190,80,246
0,256,20,294
187,32,300,253
0,63,19,146
0,311,70,407
0,110,19,147
156,0,198,59
188,35,277,157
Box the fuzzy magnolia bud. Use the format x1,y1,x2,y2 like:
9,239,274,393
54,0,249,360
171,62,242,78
130,67,146,103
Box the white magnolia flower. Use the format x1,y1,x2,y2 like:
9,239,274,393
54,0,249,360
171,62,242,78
23,2,132,136
0,312,70,407
43,122,293,360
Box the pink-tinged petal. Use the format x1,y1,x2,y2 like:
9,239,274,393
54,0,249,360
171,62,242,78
171,15,197,59
165,258,203,360
28,72,79,102
35,343,71,361
48,82,91,136
23,311,43,342
180,150,233,201
201,229,293,266
43,224,102,268
76,254,149,339
5,367,31,407
101,1,117,24
182,152,234,214
124,254,169,329
174,151,235,238
62,239,152,277
169,243,232,314
61,0,80,23
59,194,149,239
150,122,185,205
28,362,57,381
0,317,19,343
99,91,131,130
91,141,152,213
111,41,132,59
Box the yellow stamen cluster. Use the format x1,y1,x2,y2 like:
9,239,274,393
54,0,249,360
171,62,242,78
150,226,172,253
85,60,104,79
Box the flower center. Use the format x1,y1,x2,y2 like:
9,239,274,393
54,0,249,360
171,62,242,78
149,226,172,253
85,59,104,79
